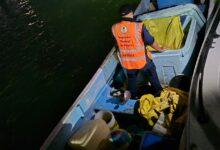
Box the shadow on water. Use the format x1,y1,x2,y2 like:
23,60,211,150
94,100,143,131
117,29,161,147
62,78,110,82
0,0,136,149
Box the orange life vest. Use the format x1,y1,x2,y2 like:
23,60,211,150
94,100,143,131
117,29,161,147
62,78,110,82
112,21,152,70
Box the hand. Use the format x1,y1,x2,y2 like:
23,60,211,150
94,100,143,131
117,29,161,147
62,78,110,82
157,47,165,52
159,45,169,52
151,42,165,52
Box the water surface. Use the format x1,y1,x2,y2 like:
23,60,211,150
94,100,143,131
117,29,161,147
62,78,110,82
0,0,135,149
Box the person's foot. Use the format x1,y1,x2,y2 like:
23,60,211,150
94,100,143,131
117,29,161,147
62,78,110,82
124,90,131,100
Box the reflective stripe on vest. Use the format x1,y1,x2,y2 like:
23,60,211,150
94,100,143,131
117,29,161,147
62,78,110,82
121,55,146,62
112,21,147,69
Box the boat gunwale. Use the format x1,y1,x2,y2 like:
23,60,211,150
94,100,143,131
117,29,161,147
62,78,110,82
40,47,117,149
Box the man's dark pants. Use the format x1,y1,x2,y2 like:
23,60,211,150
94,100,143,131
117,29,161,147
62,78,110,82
126,59,162,98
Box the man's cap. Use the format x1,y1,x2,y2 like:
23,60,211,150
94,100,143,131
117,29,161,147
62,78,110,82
119,4,133,16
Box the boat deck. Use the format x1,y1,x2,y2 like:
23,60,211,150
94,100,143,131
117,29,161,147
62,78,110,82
95,84,136,114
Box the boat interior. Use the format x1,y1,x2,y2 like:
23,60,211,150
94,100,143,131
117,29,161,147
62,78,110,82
41,1,212,150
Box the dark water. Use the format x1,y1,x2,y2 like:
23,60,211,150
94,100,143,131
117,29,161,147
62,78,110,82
0,0,135,149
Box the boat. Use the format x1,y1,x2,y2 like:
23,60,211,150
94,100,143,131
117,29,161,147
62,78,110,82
40,0,218,149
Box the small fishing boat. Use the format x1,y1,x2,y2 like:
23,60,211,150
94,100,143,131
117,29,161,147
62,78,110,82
40,0,218,149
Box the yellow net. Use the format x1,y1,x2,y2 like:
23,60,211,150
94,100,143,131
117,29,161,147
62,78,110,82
138,87,188,127
143,16,184,51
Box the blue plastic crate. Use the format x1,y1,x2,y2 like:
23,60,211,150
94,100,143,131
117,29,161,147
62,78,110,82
140,132,178,150
137,4,205,85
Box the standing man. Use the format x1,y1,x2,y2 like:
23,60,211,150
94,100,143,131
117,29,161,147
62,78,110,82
112,4,163,98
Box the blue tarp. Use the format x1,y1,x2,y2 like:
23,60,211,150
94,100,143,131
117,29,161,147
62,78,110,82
157,0,194,9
